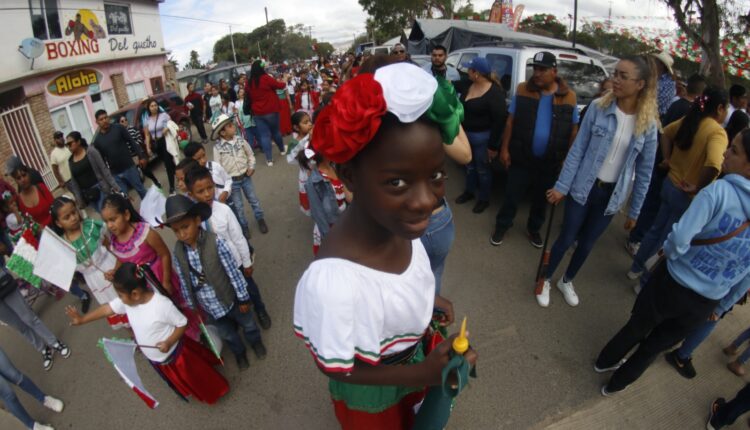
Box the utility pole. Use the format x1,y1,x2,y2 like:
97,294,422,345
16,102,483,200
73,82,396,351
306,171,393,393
571,0,578,48
264,7,269,25
308,26,313,40
229,25,237,64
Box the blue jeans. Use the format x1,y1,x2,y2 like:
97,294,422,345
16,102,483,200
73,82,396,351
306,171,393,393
113,165,147,199
230,175,264,230
420,200,455,295
0,289,58,353
676,319,719,360
0,347,46,429
630,178,691,274
628,169,666,244
730,327,750,364
213,303,262,358
244,126,262,151
463,130,492,201
254,113,285,162
546,184,615,281
238,268,266,313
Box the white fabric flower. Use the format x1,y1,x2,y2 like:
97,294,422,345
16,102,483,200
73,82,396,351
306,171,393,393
374,63,438,123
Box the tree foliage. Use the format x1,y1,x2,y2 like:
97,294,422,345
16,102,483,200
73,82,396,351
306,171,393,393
212,19,333,64
358,0,474,43
184,50,203,70
517,14,568,39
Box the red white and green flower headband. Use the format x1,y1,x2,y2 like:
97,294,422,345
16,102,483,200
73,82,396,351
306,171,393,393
312,63,464,164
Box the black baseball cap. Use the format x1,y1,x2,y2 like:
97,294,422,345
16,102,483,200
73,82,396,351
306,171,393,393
530,51,557,69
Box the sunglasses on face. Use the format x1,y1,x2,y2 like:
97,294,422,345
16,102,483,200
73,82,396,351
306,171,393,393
393,50,405,54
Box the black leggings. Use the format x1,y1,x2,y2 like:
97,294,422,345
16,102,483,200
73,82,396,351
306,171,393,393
154,137,176,191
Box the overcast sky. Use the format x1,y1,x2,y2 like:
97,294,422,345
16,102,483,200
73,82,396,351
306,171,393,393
160,0,675,66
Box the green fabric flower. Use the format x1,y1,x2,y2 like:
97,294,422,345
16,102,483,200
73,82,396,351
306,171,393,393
426,76,464,145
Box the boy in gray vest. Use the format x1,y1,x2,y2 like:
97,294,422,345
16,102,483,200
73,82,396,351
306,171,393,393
164,195,266,371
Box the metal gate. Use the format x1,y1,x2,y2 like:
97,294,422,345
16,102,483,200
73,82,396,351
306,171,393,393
0,104,58,190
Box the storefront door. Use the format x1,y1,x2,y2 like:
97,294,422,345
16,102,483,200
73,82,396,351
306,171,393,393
50,100,93,143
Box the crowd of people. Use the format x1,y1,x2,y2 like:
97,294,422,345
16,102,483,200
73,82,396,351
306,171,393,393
0,44,747,430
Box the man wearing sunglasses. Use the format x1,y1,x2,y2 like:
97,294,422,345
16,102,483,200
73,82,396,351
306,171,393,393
49,130,83,205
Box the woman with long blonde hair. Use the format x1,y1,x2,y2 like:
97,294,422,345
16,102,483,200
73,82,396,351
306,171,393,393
538,55,659,308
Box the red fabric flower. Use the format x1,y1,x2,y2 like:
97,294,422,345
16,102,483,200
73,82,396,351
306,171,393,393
311,73,387,164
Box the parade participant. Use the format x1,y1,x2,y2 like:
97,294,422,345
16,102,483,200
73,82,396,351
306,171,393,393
0,345,63,430
391,43,407,62
294,80,320,117
276,78,293,138
48,130,82,205
236,87,261,149
219,78,237,103
65,131,121,212
422,45,459,81
541,55,659,307
203,82,214,123
707,384,750,430
93,109,148,199
723,84,748,127
185,167,271,329
166,195,267,371
626,73,706,256
595,128,750,396
9,163,91,307
293,61,476,429
628,87,729,284
493,52,578,246
287,111,312,159
208,85,223,125
726,109,749,143
211,114,268,236
174,158,199,196
118,116,162,189
247,60,286,164
184,82,208,142
651,51,676,116
66,263,229,404
183,142,232,202
50,196,128,330
142,98,177,194
453,57,506,214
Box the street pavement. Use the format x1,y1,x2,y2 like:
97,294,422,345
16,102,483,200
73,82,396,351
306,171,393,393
1,138,749,430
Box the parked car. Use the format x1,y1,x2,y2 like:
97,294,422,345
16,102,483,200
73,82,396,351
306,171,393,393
108,91,192,155
446,43,609,108
192,63,252,93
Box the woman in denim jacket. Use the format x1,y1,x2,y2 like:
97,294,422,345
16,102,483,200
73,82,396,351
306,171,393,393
539,55,660,308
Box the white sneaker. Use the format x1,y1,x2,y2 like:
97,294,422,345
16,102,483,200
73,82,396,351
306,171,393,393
280,145,287,155
633,283,642,295
557,278,579,307
536,280,551,307
266,161,273,167
33,423,54,430
43,395,64,412
626,270,642,280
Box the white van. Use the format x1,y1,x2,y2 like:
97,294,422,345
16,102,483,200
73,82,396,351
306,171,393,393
446,45,609,108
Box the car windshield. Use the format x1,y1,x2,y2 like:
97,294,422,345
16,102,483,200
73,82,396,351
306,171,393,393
526,59,607,106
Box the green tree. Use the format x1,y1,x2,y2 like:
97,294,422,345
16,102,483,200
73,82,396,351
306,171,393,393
168,55,179,70
358,0,473,42
185,50,203,70
518,14,568,39
316,42,335,58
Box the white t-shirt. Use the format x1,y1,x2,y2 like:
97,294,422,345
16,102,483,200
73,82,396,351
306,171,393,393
204,201,252,268
293,239,435,372
49,146,72,182
597,107,635,183
109,293,187,363
300,92,311,111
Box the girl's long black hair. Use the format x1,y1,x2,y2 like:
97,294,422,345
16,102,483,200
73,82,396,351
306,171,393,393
113,262,172,299
674,86,728,151
726,111,750,143
101,193,144,223
49,195,78,235
66,131,88,148
250,60,265,88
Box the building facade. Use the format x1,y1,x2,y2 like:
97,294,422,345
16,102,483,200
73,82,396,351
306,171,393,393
0,0,174,188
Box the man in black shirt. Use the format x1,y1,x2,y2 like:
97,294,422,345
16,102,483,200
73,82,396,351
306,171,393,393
92,109,148,199
625,73,706,255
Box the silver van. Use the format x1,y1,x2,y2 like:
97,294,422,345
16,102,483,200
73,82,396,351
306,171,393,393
446,44,609,108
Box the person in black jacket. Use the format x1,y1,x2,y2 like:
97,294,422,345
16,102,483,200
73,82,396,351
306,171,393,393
453,57,507,214
493,52,579,248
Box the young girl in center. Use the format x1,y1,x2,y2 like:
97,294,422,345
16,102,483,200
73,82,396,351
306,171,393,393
101,193,200,341
65,263,229,405
293,59,477,429
50,196,128,329
295,117,352,254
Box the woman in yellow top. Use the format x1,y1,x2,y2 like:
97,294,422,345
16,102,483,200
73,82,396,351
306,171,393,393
628,86,729,283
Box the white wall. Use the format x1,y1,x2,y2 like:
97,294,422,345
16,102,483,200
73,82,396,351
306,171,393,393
2,0,167,87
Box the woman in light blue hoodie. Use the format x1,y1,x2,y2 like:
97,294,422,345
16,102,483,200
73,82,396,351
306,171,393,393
596,128,750,398
541,55,659,308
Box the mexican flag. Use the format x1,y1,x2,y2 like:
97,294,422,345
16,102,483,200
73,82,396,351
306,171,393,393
6,229,42,288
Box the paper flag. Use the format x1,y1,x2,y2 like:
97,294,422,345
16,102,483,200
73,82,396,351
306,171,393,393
139,186,167,228
33,228,76,291
99,338,159,409
199,321,224,366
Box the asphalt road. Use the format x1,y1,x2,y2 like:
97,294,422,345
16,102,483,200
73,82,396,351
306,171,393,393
2,137,749,430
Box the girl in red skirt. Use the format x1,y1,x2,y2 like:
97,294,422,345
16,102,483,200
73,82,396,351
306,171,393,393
66,262,228,405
